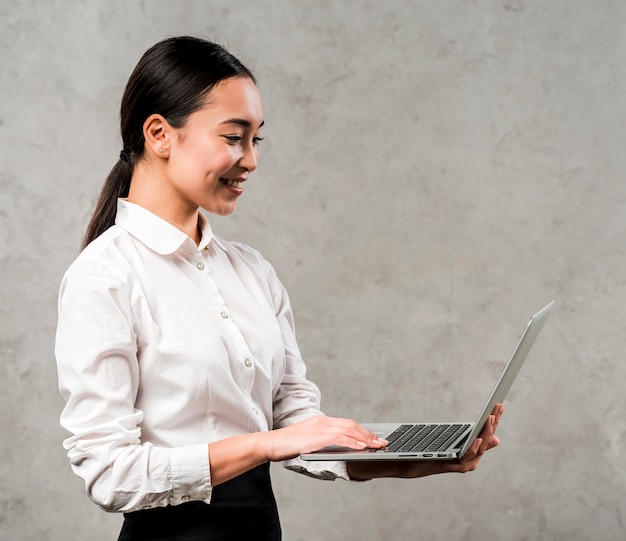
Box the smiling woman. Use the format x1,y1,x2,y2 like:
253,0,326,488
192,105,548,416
55,36,501,541
127,76,265,237
81,37,259,249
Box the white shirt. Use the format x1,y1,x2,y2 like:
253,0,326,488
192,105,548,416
55,199,347,513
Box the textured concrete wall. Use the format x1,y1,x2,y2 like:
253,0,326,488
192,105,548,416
2,1,625,539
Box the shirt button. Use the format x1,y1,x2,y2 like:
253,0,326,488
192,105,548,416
245,358,252,367
220,311,229,319
197,262,205,270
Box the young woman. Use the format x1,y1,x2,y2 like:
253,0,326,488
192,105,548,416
55,36,503,540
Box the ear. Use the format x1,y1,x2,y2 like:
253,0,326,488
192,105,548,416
143,114,171,158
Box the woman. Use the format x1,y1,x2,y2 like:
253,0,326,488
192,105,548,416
55,36,502,540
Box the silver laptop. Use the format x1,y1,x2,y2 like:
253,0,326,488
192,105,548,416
301,301,554,462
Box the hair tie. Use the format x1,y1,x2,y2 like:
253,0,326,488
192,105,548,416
119,149,131,163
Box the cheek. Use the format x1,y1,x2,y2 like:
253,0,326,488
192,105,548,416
205,147,239,174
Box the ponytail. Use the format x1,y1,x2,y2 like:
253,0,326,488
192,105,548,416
82,159,133,249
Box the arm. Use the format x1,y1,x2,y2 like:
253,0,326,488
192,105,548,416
208,416,386,486
57,261,384,504
209,406,501,486
347,404,504,480
56,261,210,512
219,255,386,481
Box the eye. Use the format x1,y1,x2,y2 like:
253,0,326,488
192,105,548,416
223,135,264,146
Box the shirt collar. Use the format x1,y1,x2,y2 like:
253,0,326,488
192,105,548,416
115,199,217,255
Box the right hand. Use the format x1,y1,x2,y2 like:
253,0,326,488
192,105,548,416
264,415,387,462
347,404,504,481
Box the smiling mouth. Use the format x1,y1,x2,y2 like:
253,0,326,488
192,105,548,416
220,178,243,189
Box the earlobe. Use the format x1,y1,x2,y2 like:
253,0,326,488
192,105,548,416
143,114,170,158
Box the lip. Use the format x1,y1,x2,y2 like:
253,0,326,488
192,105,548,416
220,177,246,195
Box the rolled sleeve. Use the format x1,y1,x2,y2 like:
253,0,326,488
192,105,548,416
57,258,213,512
170,443,212,505
282,456,351,481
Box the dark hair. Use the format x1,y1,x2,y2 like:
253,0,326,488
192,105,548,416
82,36,255,248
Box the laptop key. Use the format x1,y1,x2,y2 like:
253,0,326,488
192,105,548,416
409,425,450,452
424,424,467,452
386,424,427,452
395,424,440,452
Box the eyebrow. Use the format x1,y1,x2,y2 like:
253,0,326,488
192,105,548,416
220,118,265,129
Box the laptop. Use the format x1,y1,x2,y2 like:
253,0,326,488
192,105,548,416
301,301,554,461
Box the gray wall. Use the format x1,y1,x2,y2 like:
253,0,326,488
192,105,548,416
2,1,624,539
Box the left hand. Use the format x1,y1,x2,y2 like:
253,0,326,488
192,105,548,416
347,404,504,480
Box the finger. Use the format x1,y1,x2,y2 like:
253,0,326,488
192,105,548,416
348,423,388,448
334,434,384,451
492,404,504,426
328,418,387,448
486,435,500,450
478,415,496,454
353,431,387,448
460,437,483,463
487,407,504,447
341,424,386,448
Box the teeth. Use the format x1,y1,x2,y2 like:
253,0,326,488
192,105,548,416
222,178,242,189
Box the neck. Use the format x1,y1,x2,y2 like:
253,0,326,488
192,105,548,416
127,162,201,245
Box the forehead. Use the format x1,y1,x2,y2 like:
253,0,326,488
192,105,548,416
198,76,264,126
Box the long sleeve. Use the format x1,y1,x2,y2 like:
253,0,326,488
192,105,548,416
56,258,211,512
56,200,355,514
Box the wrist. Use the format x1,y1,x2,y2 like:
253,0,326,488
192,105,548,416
258,429,278,463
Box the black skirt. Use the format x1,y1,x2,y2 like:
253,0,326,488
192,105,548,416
117,463,281,541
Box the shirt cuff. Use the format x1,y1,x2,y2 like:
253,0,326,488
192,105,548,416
170,443,212,505
282,456,352,481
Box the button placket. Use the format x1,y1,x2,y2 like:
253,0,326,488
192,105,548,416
195,257,230,324
197,252,255,391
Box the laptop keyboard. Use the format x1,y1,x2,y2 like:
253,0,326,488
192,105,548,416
384,423,471,453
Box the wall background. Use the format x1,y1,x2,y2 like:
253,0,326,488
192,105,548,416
1,1,625,539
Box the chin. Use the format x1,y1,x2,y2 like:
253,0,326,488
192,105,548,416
204,204,237,216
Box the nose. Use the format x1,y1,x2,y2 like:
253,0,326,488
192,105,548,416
238,141,258,173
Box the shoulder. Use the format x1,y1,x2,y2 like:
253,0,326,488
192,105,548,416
62,225,135,285
213,235,286,298
214,235,268,269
